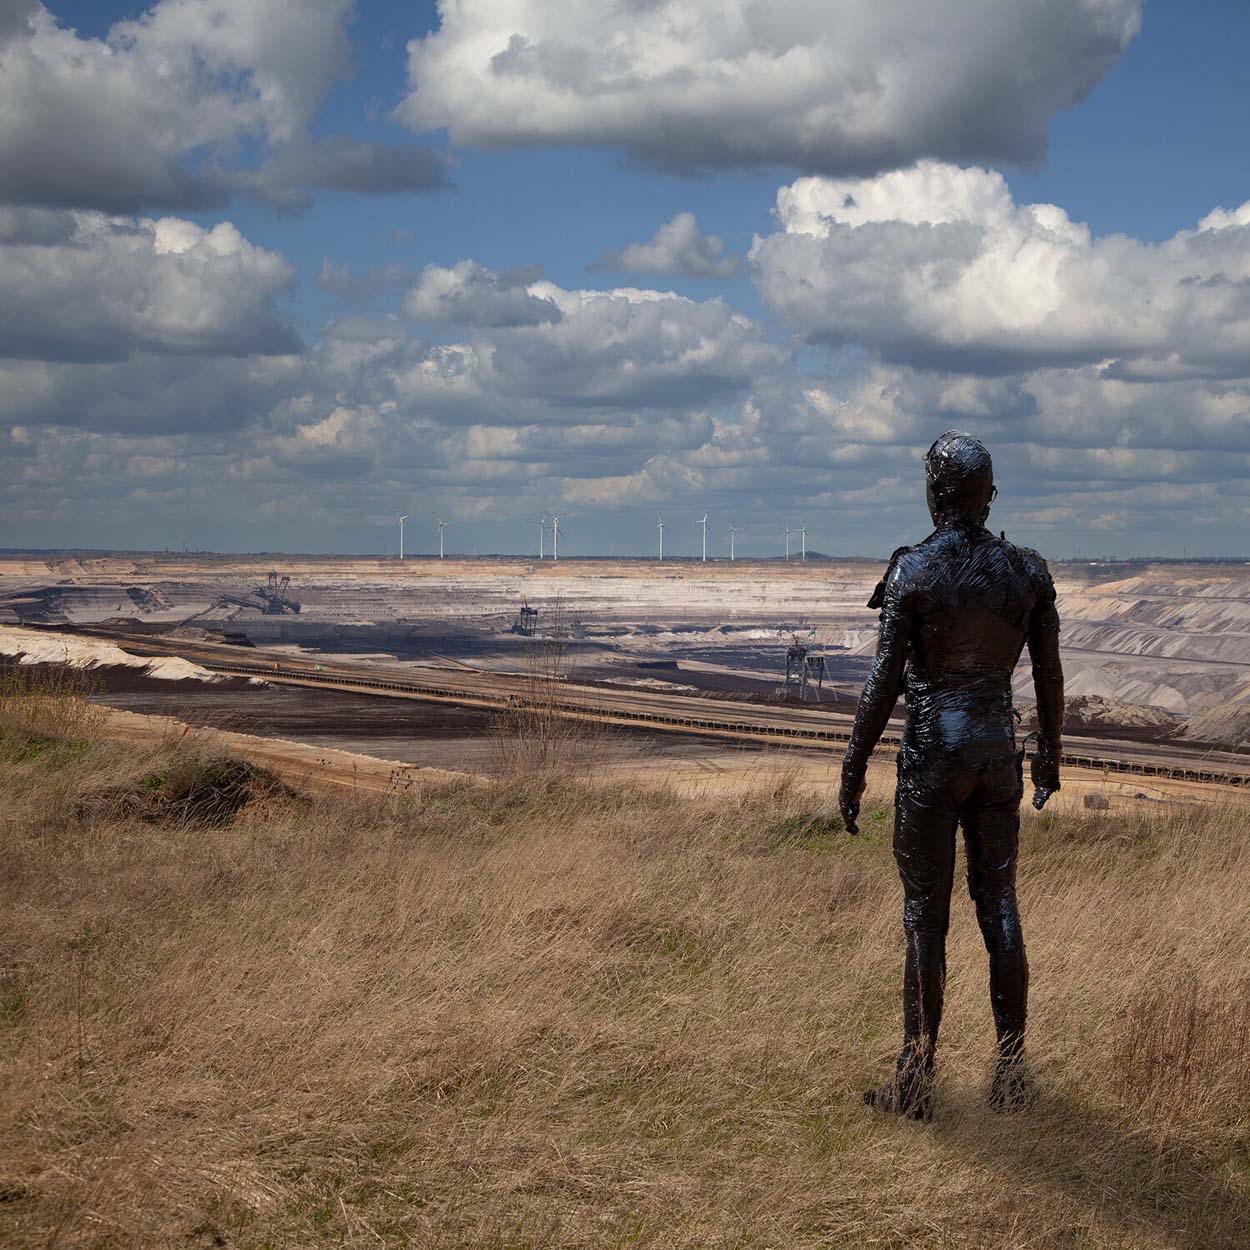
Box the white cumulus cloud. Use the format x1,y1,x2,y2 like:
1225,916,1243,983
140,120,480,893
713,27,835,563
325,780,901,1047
0,1,400,212
397,0,1140,174
750,161,1250,377
403,261,562,327
0,211,298,363
489,279,788,408
395,261,788,408
596,213,738,278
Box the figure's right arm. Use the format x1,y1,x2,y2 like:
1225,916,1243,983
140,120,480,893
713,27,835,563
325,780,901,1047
1026,560,1063,809
839,563,911,833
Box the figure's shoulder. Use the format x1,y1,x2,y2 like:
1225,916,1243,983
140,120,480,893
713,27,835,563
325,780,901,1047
1006,540,1053,583
865,541,926,609
998,538,1056,600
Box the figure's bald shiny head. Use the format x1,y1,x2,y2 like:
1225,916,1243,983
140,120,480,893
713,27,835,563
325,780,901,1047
924,431,995,526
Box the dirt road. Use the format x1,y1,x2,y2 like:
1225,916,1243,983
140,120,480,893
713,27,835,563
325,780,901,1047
93,702,1247,817
94,706,470,798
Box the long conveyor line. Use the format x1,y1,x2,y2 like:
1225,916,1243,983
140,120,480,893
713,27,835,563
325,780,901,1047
199,660,1250,790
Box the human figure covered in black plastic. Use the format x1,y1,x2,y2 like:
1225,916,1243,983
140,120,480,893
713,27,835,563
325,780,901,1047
839,431,1063,1120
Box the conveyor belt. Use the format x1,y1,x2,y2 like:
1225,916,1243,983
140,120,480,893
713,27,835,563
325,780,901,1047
198,659,1250,789
32,622,1250,791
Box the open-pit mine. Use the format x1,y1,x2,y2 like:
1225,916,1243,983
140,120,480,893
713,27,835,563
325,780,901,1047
2,552,1249,794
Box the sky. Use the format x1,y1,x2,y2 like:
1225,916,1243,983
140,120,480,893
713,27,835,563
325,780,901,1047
2,0,1250,559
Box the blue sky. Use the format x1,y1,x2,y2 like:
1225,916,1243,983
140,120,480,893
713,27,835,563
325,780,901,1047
3,1,1250,557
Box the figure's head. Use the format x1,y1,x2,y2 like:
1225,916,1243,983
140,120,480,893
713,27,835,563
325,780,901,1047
924,431,995,526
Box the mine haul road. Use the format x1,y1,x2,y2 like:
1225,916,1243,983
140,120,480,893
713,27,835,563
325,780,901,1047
46,623,1250,790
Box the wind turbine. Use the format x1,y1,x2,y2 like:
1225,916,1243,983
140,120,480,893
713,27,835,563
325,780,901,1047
694,513,710,562
550,512,568,560
784,527,792,562
537,513,550,559
654,513,671,562
436,517,451,559
398,514,409,561
797,524,807,561
728,524,740,561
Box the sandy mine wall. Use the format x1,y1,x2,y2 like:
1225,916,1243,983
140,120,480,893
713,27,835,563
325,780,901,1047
4,557,1250,718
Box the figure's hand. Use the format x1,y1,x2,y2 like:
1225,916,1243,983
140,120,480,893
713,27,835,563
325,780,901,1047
1031,746,1061,811
839,768,865,835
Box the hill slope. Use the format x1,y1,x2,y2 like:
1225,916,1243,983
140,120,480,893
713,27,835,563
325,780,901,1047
1,711,1249,1248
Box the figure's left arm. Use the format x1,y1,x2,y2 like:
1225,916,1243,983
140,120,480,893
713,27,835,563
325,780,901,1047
839,564,911,833
1026,558,1064,810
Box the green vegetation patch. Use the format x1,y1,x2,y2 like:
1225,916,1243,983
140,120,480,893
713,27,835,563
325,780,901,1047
750,803,896,855
0,966,26,1025
0,724,95,764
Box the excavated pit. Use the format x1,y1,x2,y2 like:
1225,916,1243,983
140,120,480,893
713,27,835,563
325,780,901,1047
4,554,1250,758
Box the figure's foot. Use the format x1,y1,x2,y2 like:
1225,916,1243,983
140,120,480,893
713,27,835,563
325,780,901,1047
863,1080,932,1121
989,1056,1032,1113
863,1053,934,1122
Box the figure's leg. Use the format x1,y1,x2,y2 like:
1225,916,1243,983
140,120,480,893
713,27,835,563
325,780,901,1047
865,754,960,1120
962,752,1030,1109
898,785,958,1055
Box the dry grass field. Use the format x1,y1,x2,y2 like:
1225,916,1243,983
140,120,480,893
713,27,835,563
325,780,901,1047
1,674,1249,1248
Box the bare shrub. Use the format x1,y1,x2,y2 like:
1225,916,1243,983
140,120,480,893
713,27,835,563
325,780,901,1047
490,596,605,781
77,752,290,828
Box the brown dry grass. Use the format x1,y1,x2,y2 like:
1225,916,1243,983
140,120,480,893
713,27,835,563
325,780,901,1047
0,663,105,743
1,694,1249,1248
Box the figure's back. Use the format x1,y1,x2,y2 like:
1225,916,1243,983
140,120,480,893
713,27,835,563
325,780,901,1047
894,525,1052,752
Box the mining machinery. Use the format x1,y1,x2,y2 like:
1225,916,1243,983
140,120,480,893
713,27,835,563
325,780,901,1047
254,571,300,615
510,601,540,636
211,571,300,616
776,633,830,702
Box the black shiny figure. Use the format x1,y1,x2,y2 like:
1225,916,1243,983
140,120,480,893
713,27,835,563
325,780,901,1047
839,432,1063,1120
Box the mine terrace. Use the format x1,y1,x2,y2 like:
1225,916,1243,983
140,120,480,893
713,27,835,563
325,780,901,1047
2,552,1248,795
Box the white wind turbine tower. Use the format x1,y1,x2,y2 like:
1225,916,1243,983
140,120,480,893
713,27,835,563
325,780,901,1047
550,512,568,561
694,513,710,562
398,514,409,561
436,517,451,559
537,513,549,559
784,527,793,562
728,524,740,562
654,513,671,562
797,524,807,561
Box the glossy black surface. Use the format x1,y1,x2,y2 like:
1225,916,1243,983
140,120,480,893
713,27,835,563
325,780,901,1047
839,432,1064,1114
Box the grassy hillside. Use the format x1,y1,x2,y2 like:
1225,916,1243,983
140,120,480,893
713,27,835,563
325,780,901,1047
1,682,1248,1248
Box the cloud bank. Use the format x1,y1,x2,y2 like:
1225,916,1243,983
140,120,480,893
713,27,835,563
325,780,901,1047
5,0,1249,557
